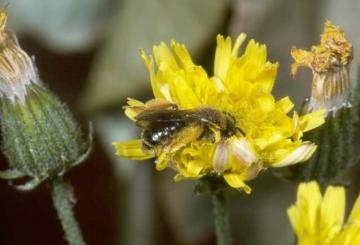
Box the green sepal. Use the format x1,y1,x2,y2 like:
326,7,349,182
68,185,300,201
0,83,92,190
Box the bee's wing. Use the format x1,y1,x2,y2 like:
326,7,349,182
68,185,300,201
135,109,198,129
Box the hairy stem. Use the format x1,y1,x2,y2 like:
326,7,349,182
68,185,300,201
212,191,232,245
51,177,86,245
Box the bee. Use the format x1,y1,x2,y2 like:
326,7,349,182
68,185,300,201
129,100,239,155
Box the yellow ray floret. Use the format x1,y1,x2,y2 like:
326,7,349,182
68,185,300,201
288,181,360,245
113,140,154,160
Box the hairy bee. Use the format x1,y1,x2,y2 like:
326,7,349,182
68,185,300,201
132,101,238,154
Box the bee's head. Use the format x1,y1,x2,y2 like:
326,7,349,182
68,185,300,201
221,112,238,139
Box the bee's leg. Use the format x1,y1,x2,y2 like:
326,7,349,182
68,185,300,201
209,127,221,142
157,142,181,170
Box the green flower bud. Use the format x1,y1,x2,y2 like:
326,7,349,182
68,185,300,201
0,9,92,191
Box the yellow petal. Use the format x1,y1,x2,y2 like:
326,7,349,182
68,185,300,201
124,98,145,120
297,182,322,225
113,140,154,160
320,186,345,242
299,109,326,132
292,111,303,140
170,40,195,70
213,142,230,173
155,152,168,170
124,98,176,120
186,160,205,177
140,50,163,99
330,227,360,245
171,76,201,108
272,142,317,167
223,173,251,194
287,206,302,241
255,63,278,93
287,182,322,242
255,133,284,150
214,35,232,81
348,195,360,223
276,96,294,114
257,94,275,112
244,39,267,65
231,33,247,57
173,174,185,182
153,42,179,71
230,137,258,166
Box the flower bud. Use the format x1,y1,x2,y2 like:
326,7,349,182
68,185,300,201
0,8,92,191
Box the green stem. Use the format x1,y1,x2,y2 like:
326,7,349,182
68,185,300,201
212,191,232,245
51,177,86,245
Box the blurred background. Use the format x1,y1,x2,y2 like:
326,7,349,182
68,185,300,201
0,0,360,244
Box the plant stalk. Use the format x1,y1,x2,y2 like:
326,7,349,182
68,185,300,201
212,191,232,245
51,177,86,245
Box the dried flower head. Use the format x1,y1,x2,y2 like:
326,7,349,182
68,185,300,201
291,21,353,114
113,34,325,193
0,8,92,191
0,7,39,103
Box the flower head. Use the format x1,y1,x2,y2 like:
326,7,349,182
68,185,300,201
0,8,92,191
113,34,325,193
291,21,353,114
288,181,360,245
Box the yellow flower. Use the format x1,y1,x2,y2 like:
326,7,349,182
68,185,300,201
291,21,353,114
288,181,360,245
113,34,325,193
